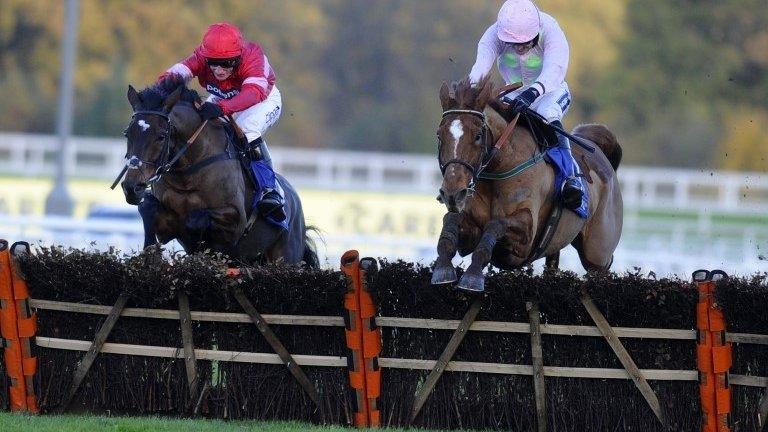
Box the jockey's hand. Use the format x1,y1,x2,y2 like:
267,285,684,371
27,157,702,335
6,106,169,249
510,87,541,114
198,102,224,121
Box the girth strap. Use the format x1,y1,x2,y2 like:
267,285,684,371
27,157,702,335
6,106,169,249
524,202,564,265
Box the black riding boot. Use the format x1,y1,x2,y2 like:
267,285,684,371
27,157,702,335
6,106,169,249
551,121,584,210
248,137,286,221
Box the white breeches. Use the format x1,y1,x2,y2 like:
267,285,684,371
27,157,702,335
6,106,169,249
207,86,283,143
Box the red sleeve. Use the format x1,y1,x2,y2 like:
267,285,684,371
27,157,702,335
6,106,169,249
157,51,204,82
218,84,267,115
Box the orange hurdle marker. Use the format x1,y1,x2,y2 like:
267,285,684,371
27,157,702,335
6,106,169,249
1,240,28,412
693,270,731,432
341,250,382,428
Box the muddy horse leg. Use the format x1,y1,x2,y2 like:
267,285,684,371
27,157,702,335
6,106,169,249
545,252,560,270
572,233,614,272
431,212,463,285
458,219,507,293
185,206,241,256
138,191,160,249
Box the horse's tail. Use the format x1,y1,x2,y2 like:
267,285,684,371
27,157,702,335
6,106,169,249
302,225,322,269
573,124,622,172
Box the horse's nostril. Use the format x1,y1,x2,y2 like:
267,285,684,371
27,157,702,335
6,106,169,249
456,188,469,204
133,183,147,195
437,188,447,203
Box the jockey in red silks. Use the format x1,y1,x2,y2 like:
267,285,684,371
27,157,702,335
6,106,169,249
469,0,586,215
158,22,285,221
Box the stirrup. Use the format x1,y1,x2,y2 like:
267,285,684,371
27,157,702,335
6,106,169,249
258,191,286,221
561,177,583,210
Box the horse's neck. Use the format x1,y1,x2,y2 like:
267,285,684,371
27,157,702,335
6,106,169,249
173,129,225,169
488,127,539,173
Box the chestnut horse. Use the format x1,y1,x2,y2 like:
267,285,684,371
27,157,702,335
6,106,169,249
118,76,318,267
432,76,623,292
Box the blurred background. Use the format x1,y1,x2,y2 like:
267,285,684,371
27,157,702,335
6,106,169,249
0,0,766,275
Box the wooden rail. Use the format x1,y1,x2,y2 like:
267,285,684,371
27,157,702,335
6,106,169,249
30,299,768,345
28,299,768,388
32,336,768,387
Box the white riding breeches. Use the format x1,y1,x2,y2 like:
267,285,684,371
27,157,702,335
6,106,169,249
503,83,571,123
207,85,283,143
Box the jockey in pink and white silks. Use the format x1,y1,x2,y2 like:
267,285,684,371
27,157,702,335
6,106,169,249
158,22,286,221
469,0,585,214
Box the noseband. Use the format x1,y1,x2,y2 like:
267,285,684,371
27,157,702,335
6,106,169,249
437,109,496,191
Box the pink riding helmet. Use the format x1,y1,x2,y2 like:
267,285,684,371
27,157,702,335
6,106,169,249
496,0,541,43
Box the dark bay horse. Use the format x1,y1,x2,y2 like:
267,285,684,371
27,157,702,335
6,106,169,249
432,76,623,292
119,76,318,267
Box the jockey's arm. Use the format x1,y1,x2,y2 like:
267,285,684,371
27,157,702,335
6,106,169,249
157,53,199,83
536,15,569,95
469,25,501,84
218,82,267,115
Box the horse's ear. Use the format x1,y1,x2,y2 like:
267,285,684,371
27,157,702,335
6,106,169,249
162,86,184,113
127,85,142,111
439,81,455,110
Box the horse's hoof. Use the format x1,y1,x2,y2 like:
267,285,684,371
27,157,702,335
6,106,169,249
431,266,457,285
457,272,485,293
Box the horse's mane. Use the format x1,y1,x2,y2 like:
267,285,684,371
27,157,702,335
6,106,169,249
454,75,494,109
138,74,201,110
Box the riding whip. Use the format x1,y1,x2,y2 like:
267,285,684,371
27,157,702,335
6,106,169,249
523,108,596,153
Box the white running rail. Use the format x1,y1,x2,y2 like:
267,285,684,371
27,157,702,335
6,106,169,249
2,132,768,214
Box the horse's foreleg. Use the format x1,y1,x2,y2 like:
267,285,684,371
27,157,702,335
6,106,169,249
545,252,560,270
431,212,463,285
457,219,507,293
138,192,160,249
203,206,242,256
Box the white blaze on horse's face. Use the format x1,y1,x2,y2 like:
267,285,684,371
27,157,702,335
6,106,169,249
137,120,150,132
449,119,464,159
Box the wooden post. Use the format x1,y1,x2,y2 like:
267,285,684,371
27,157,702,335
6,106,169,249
580,288,667,426
231,288,321,407
61,291,129,411
409,297,483,425
177,291,199,410
527,301,546,432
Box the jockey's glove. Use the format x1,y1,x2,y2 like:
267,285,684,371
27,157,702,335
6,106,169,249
198,102,224,121
510,86,541,114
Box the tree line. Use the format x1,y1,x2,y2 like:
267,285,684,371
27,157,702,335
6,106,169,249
0,0,765,169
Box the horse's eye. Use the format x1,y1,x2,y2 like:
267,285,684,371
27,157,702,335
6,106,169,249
475,133,482,142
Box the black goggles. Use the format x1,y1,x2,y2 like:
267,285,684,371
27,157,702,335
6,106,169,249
511,35,540,48
206,57,240,68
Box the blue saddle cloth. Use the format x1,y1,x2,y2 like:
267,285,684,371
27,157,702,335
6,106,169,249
545,146,589,219
249,160,289,230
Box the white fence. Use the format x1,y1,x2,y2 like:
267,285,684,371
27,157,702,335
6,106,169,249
2,214,766,277
1,132,767,276
2,132,768,214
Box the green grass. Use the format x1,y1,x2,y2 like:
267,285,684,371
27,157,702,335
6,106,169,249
0,413,449,432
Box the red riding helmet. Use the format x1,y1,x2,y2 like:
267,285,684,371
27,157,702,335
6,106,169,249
200,22,243,59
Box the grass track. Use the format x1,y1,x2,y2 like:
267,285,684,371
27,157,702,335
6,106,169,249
0,413,450,432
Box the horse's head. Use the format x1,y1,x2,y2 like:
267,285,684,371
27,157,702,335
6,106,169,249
436,76,494,212
121,75,202,204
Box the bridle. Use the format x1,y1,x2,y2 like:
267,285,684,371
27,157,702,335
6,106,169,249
111,107,212,190
437,109,495,192
437,106,534,193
